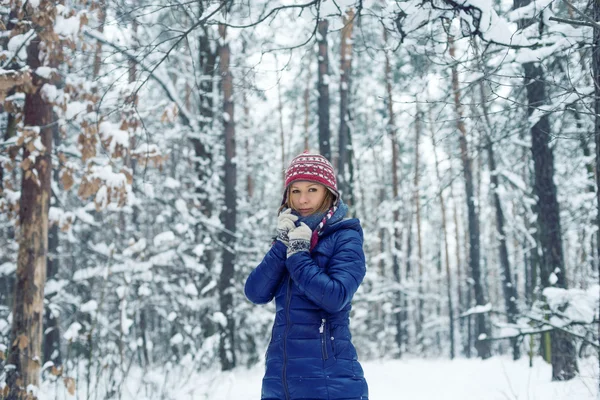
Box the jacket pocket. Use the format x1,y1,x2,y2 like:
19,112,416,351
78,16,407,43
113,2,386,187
319,318,328,360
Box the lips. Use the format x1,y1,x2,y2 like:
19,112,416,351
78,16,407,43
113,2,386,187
299,209,312,214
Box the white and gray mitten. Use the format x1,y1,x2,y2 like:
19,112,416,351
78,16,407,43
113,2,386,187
276,209,299,246
287,222,312,258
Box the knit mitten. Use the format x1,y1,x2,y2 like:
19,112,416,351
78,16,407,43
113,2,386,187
276,209,298,246
287,222,312,258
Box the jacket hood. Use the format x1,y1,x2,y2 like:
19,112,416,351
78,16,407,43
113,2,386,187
321,217,363,239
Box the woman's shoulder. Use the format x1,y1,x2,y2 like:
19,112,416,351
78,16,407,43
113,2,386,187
323,217,363,240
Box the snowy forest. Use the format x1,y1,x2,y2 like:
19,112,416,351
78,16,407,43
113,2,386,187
0,0,599,399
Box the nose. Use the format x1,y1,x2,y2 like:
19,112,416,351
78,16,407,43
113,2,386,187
299,193,308,204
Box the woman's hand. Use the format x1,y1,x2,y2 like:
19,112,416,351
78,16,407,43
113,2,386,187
287,222,312,257
276,209,298,246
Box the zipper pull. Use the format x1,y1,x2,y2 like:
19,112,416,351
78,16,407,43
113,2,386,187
319,318,325,333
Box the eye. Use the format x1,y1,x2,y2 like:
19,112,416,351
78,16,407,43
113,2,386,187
309,188,317,192
291,189,300,194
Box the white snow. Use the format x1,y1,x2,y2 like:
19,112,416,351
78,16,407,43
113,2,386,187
99,121,129,154
153,231,175,247
461,302,492,316
80,300,98,313
54,10,80,39
35,67,54,79
543,286,599,324
212,311,228,328
40,84,59,103
184,282,198,296
170,333,183,345
76,355,599,400
0,262,16,277
63,322,82,341
65,101,87,121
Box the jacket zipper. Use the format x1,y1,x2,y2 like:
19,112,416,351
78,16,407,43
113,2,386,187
319,318,328,360
282,276,292,400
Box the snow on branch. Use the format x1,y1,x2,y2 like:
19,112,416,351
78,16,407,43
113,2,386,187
460,302,492,317
81,27,194,128
460,286,599,349
395,0,534,47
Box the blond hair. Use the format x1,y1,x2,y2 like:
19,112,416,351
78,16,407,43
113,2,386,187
278,186,334,215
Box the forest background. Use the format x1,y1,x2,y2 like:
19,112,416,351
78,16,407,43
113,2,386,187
0,0,599,398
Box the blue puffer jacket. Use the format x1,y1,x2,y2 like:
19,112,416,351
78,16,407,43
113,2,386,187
245,216,368,400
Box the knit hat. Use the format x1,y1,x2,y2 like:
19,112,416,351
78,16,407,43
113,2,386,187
281,152,339,206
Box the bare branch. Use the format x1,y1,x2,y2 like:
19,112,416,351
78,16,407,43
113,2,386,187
82,27,194,127
561,0,600,30
549,16,597,28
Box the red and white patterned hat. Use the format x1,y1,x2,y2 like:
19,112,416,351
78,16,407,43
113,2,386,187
281,152,339,205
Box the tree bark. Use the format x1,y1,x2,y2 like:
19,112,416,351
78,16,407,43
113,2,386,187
414,104,424,347
218,22,237,371
43,122,62,368
430,109,455,359
7,36,53,397
92,0,107,78
383,27,404,357
449,33,491,359
594,0,600,277
338,9,354,200
475,68,520,360
317,19,331,159
512,0,579,379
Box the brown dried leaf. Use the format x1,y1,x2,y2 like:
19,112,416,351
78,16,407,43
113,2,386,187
51,365,63,377
21,157,32,171
1,384,8,397
0,349,5,360
78,177,100,200
14,334,29,350
61,169,74,191
63,377,76,396
25,139,37,153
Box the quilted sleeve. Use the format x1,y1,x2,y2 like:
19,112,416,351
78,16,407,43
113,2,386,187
244,240,287,304
285,229,366,314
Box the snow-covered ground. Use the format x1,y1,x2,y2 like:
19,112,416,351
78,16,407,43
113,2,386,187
114,355,599,400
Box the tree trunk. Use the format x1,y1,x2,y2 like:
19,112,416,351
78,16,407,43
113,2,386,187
277,56,286,180
317,19,331,159
524,60,578,379
414,104,424,347
475,68,520,360
218,22,237,371
430,108,455,359
513,0,578,378
93,0,107,78
43,121,62,368
449,33,491,359
594,0,600,276
194,24,217,306
303,53,312,151
338,9,354,200
383,27,404,358
7,36,53,397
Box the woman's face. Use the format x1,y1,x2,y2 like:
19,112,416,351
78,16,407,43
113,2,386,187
289,181,328,216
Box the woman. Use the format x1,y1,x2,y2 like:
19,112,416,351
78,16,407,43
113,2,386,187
245,152,369,400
